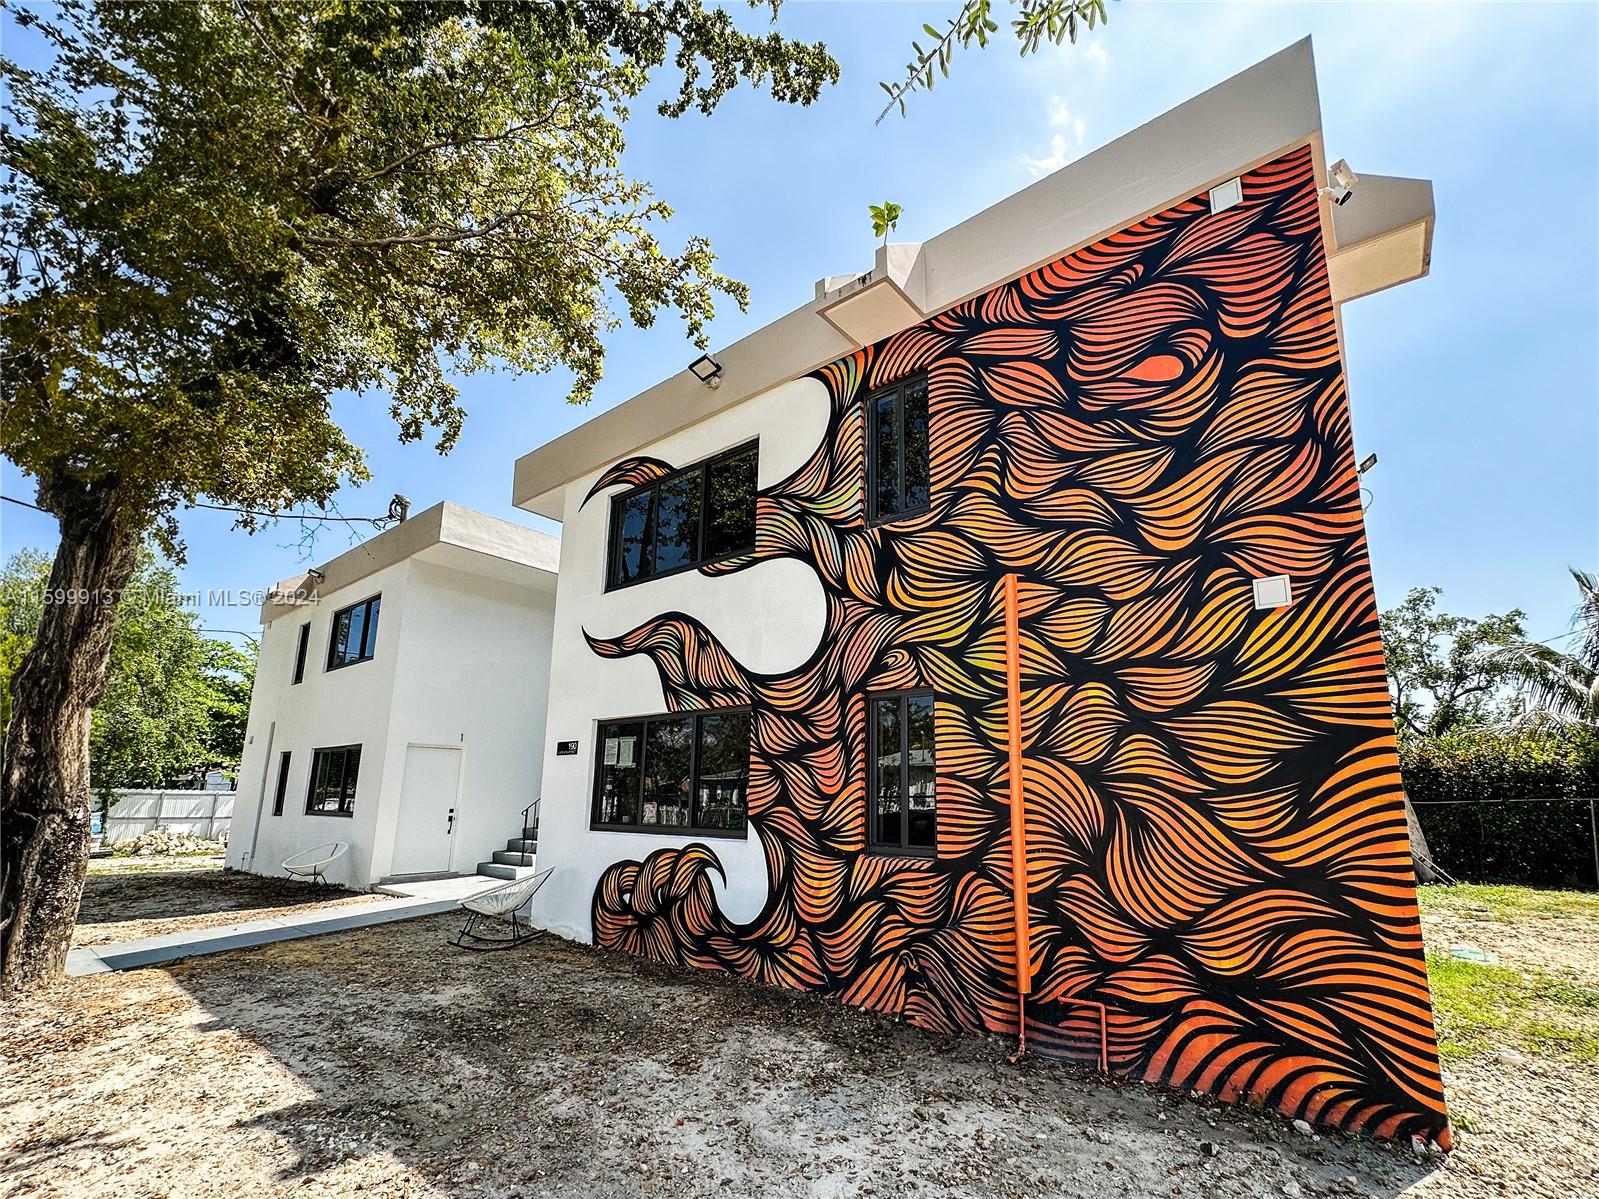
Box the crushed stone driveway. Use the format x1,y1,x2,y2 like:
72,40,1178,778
0,912,1562,1199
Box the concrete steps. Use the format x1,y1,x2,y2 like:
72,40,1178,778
475,824,539,881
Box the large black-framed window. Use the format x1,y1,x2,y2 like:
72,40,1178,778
868,691,937,854
306,744,361,816
867,373,930,522
606,443,758,590
591,709,752,836
327,595,380,670
291,623,310,684
271,751,292,816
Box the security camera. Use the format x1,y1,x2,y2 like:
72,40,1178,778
1321,158,1359,206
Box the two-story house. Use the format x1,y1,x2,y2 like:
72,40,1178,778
227,502,558,887
506,41,1450,1146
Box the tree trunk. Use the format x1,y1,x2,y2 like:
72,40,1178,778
1,479,142,993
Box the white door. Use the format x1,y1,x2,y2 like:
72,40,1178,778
392,745,462,875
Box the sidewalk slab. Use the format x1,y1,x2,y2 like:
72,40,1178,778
65,893,466,976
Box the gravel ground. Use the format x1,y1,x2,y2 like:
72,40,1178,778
1419,890,1599,986
3,881,1594,1199
72,858,381,948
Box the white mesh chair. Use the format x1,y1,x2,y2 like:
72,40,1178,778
452,867,554,951
282,842,349,888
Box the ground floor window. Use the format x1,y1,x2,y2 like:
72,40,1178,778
592,710,751,835
869,691,937,853
306,744,361,816
272,750,292,816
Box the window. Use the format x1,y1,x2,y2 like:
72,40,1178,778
592,709,752,835
868,691,937,853
291,623,310,684
327,595,380,670
272,751,292,816
606,443,758,590
306,745,361,816
867,374,930,522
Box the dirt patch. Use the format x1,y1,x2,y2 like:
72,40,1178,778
0,913,1487,1199
73,859,382,948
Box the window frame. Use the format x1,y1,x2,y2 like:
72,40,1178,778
271,750,292,817
866,689,938,857
291,622,310,685
604,441,759,592
325,594,381,672
865,372,932,525
589,707,753,838
305,744,361,817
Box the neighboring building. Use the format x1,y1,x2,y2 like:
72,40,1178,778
227,502,558,888
508,41,1450,1145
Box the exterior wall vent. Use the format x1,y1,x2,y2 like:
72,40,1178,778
1209,177,1243,214
1252,574,1293,610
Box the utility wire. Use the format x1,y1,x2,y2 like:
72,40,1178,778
3,493,393,527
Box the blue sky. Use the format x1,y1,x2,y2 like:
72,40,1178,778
3,1,1595,647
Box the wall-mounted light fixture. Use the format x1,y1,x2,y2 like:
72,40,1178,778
306,568,326,585
1358,452,1378,475
687,353,723,389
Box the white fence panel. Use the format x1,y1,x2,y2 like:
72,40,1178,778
104,789,234,844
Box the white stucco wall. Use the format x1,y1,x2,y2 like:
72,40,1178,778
228,562,408,887
532,377,832,941
228,555,557,887
374,560,555,877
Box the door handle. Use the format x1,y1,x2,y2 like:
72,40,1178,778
447,807,455,833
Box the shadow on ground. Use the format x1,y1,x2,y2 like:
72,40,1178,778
160,914,1440,1199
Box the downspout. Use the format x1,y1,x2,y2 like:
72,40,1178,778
243,720,275,871
1002,573,1033,1059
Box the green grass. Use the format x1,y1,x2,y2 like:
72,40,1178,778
1418,883,1599,1065
1426,954,1599,1064
1418,881,1599,920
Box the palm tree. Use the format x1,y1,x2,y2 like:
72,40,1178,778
1498,568,1599,727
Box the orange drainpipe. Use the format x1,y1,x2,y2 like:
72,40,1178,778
1002,572,1033,1059
1004,572,1110,1075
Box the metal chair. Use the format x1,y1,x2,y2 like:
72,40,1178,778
452,867,554,951
281,842,349,888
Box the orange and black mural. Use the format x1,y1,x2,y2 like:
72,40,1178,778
585,145,1449,1144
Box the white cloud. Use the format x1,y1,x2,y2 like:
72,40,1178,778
1021,96,1086,178
1086,41,1109,67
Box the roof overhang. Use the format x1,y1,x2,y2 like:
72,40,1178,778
259,501,558,625
1327,173,1435,302
512,36,1431,522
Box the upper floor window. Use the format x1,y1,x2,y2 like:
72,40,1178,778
869,690,936,854
327,595,380,670
592,709,751,836
306,744,360,817
607,443,757,590
291,622,310,684
867,374,930,522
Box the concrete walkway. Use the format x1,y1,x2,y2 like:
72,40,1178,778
66,876,505,976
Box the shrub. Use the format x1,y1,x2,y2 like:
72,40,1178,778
1403,729,1599,889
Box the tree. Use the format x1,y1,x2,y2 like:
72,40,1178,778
0,548,256,798
0,0,838,990
1380,587,1528,739
1496,568,1599,728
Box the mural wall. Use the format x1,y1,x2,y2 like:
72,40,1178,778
583,145,1449,1143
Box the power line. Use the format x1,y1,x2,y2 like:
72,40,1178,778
3,493,392,527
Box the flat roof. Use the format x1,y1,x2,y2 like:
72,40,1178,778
260,501,558,624
511,36,1432,520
